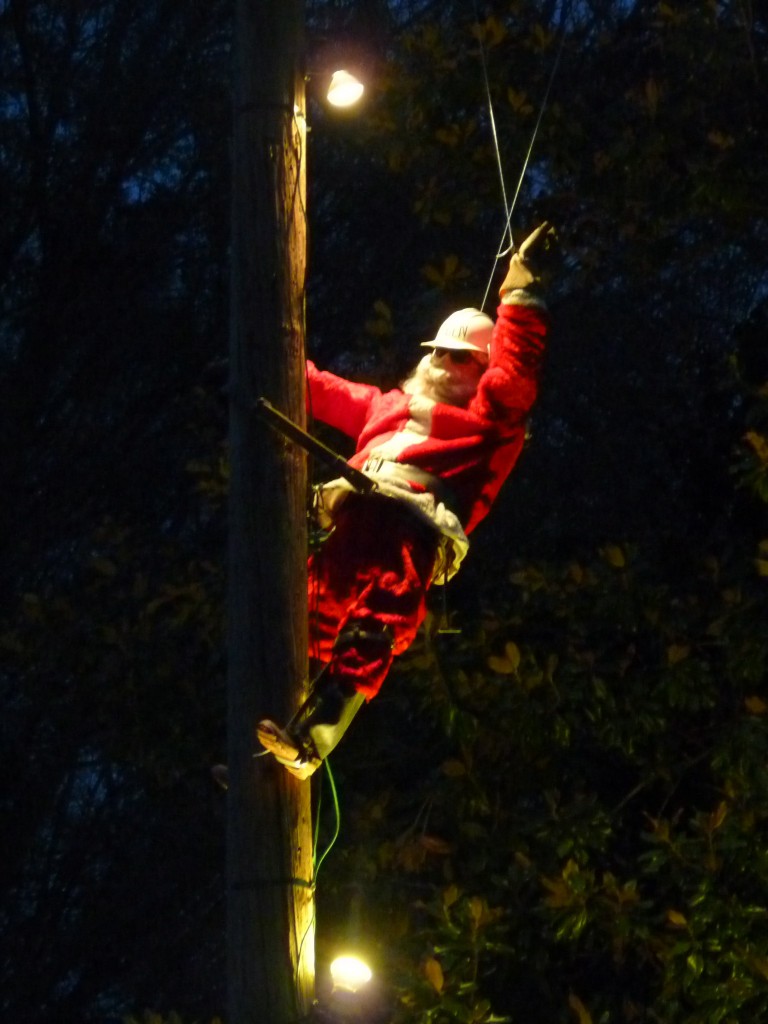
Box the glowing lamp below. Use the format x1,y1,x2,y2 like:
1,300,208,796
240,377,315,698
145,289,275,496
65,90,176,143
330,955,373,993
327,70,365,108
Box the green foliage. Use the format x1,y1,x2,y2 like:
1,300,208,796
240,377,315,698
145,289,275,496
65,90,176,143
325,529,768,1023
2,0,768,1020
0,381,227,1021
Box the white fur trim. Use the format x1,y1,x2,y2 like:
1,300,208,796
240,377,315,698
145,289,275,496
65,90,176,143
501,288,547,308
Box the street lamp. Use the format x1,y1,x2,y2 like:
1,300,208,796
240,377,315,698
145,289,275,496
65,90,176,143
330,955,373,993
326,69,365,107
313,953,384,1023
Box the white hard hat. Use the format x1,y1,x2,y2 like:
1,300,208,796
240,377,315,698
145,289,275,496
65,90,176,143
421,308,493,357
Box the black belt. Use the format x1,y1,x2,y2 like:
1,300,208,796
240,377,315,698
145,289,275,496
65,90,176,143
362,458,459,513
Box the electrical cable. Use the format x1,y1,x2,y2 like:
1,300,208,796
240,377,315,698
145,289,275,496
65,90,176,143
473,1,571,311
471,0,514,256
293,758,342,988
294,758,342,985
314,757,341,879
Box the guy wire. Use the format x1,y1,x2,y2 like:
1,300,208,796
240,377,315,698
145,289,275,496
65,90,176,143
471,0,514,257
475,1,570,311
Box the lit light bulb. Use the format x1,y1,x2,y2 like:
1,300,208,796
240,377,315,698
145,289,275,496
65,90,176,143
326,70,364,108
330,955,373,993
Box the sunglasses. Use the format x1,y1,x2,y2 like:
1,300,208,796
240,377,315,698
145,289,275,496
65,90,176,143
431,347,476,364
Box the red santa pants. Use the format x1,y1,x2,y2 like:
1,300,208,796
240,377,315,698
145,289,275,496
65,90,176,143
308,493,440,700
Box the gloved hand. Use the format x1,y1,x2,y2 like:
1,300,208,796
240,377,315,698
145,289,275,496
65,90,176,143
499,221,558,296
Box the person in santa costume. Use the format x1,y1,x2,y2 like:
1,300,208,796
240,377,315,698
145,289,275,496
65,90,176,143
257,222,555,779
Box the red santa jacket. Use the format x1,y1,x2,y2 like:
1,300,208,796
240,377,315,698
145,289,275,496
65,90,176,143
307,299,549,538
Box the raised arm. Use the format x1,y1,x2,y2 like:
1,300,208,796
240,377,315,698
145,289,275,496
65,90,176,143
468,222,555,425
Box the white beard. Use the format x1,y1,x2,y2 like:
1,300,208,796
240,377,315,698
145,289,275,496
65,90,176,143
401,354,481,407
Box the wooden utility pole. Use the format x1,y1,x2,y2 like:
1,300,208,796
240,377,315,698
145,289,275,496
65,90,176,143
228,0,313,1022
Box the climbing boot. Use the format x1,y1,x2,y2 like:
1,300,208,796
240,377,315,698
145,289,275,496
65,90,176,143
257,676,365,780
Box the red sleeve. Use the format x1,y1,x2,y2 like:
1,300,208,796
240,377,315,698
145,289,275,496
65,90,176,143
306,360,382,440
466,301,549,425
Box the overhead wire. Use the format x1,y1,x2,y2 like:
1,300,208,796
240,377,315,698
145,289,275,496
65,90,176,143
472,1,570,310
471,0,514,257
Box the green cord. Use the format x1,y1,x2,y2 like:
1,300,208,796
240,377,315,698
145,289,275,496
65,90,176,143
314,757,341,879
296,759,341,975
296,760,341,984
